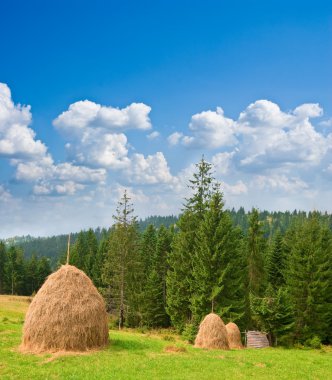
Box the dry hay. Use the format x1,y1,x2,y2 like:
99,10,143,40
194,313,229,350
226,322,243,349
20,264,109,353
164,345,187,353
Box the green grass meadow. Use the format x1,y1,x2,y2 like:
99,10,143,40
0,296,331,380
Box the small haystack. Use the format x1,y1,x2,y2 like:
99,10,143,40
226,322,243,349
194,313,229,350
21,264,109,353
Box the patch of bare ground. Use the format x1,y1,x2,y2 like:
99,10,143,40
164,345,187,353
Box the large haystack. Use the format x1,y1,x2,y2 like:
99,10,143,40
226,322,243,349
194,313,229,350
21,264,109,353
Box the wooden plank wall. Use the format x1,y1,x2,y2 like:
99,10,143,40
246,331,270,348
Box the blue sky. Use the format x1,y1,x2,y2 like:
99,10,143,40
0,0,331,237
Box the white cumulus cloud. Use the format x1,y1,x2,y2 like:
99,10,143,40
171,107,236,149
237,100,328,169
54,100,152,134
33,181,85,196
124,152,175,185
53,99,152,169
0,83,47,159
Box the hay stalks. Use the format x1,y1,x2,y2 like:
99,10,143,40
194,313,229,350
21,264,109,353
226,322,243,349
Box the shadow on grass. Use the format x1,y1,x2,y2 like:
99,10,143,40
109,337,148,352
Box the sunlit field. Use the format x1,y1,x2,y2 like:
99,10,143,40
0,295,331,380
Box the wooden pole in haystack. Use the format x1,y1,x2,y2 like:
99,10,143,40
66,233,71,264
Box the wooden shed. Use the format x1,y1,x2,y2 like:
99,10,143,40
245,331,269,348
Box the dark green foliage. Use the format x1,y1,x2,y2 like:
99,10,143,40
102,191,142,329
246,208,266,297
141,225,172,327
186,157,215,216
166,211,196,331
167,157,217,331
250,284,294,346
286,213,332,343
25,254,39,295
3,209,331,267
138,215,178,232
142,269,168,327
190,190,245,325
4,246,25,295
268,231,286,289
92,236,109,288
155,225,172,319
140,224,157,274
0,242,51,296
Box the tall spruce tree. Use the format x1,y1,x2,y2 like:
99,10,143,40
166,157,215,331
250,284,294,346
25,254,39,295
140,224,157,275
267,231,286,289
155,225,172,324
190,189,245,324
142,225,172,327
4,246,25,295
36,256,51,290
70,231,88,271
286,213,332,342
142,269,167,327
246,208,266,296
102,190,142,328
92,235,108,288
85,228,98,277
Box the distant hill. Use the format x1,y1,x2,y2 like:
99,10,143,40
3,210,331,268
3,216,179,267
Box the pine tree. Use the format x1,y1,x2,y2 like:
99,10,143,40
92,235,108,288
155,225,172,324
142,269,167,327
70,231,88,271
25,254,39,295
267,231,286,289
102,190,142,328
85,228,98,277
140,224,157,275
190,190,246,326
186,156,215,216
37,256,51,290
246,208,266,297
286,213,332,342
250,284,294,346
167,157,216,331
141,225,172,327
4,246,25,295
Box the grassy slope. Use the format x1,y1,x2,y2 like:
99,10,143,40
0,295,331,380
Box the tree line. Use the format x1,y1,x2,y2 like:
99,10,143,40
0,243,51,296
1,157,331,347
5,210,331,267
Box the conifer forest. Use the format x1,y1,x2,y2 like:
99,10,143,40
1,158,331,347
